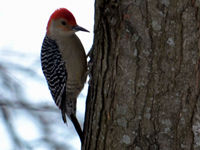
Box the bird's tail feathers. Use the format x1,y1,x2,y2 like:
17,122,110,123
70,113,83,143
61,97,83,143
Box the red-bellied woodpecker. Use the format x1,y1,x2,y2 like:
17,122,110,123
41,8,89,143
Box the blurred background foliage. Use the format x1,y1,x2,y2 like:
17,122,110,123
0,50,85,150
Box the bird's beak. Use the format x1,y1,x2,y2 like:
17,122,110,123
73,25,89,32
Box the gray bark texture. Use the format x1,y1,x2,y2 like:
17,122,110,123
83,0,200,150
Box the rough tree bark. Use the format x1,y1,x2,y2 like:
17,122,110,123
83,0,200,150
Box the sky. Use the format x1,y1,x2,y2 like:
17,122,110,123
0,0,94,150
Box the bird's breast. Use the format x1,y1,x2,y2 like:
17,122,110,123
57,34,87,84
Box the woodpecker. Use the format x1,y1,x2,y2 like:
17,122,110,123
41,8,89,143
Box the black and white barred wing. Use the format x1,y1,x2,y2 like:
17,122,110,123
41,36,67,108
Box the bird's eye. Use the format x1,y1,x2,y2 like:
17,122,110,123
61,21,66,25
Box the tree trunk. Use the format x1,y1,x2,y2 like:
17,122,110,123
83,0,200,149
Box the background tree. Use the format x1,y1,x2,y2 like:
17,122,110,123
83,0,200,149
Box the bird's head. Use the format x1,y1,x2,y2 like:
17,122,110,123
46,8,89,38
